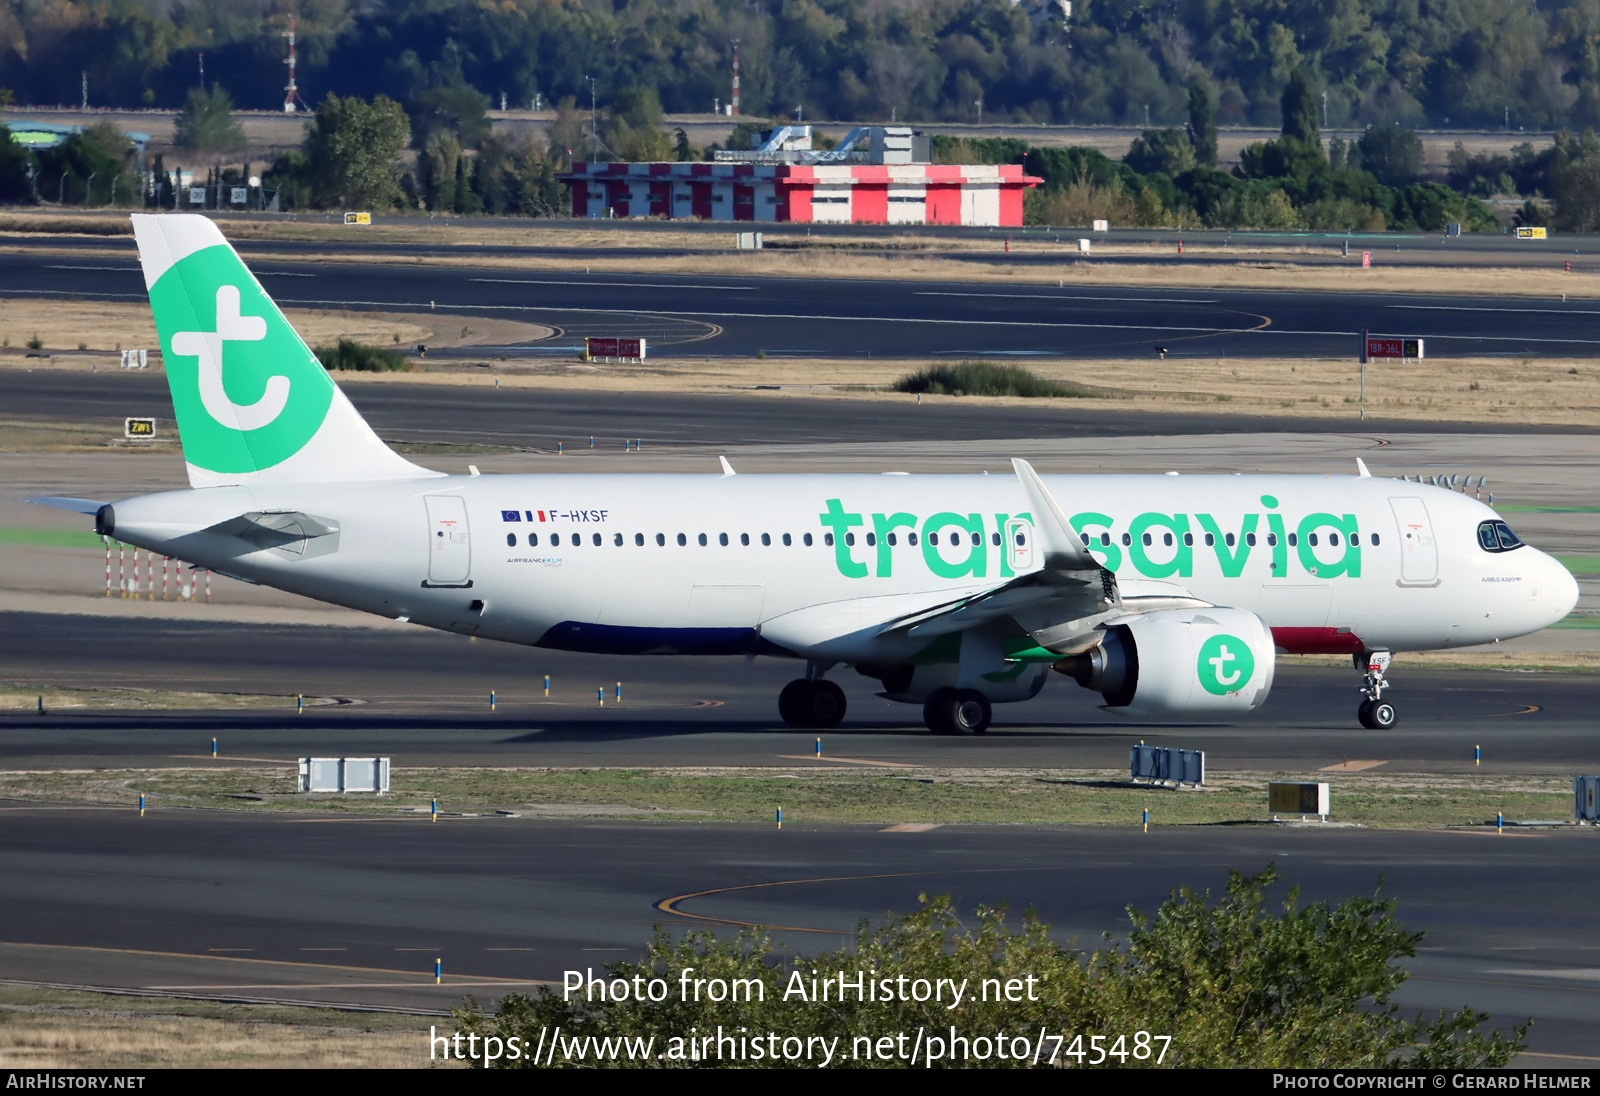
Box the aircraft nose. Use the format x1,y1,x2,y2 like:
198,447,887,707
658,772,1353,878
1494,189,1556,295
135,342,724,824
1547,553,1581,623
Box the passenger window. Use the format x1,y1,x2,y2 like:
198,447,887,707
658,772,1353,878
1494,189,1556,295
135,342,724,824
741,533,750,546
866,532,876,546
929,532,939,546
635,533,644,546
889,532,899,546
1099,533,1109,546
1204,533,1214,547
761,533,771,546
719,533,728,546
529,533,539,547
1309,533,1319,547
1225,533,1235,547
1142,533,1152,546
824,533,834,546
506,533,516,547
593,533,602,546
1182,532,1193,547
656,533,665,546
1266,533,1276,546
1288,533,1298,547
783,533,792,546
614,533,623,546
991,532,1001,546
1370,533,1380,546
1121,533,1132,547
677,533,687,546
909,532,919,546
1246,532,1257,547
699,533,708,546
1016,533,1026,545
844,532,854,547
971,532,981,547
1080,533,1090,546
1163,533,1173,547
803,533,813,546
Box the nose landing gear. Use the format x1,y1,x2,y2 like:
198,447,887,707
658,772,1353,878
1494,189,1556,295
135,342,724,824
1355,650,1397,729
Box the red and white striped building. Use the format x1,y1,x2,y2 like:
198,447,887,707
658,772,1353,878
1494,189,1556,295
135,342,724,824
561,161,1040,227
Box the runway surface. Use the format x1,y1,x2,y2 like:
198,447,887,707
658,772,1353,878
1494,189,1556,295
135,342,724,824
8,372,1596,456
1,613,1595,772
0,812,1594,1064
5,241,1600,359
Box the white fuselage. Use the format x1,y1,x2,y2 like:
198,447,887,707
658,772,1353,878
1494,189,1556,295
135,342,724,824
105,472,1578,662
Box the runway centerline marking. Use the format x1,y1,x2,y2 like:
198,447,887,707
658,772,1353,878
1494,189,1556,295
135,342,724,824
472,277,754,291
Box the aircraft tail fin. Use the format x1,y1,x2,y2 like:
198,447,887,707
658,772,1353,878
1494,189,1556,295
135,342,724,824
131,214,436,488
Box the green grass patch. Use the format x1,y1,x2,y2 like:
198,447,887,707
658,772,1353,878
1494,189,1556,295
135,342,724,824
1493,504,1600,514
893,361,1120,399
314,338,409,372
1551,614,1600,630
0,528,103,549
1554,555,1600,576
0,684,319,711
2,765,1573,830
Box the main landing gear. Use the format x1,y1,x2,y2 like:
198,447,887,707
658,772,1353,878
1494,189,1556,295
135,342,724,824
923,688,992,735
1355,650,1397,729
778,666,846,729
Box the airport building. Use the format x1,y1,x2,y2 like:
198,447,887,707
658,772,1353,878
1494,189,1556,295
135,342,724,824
560,125,1040,227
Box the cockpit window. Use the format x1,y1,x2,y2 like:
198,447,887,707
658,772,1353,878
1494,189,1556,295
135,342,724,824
1476,520,1524,553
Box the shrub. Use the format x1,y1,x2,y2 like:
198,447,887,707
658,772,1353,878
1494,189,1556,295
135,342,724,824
894,361,1106,398
314,338,407,372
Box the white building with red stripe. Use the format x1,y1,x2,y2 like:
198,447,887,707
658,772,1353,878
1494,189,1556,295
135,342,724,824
560,127,1039,227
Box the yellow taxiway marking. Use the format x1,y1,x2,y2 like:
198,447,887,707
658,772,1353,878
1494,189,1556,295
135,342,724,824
775,755,914,768
657,865,1061,935
1319,760,1388,772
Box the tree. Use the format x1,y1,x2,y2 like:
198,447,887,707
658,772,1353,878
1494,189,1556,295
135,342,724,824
1358,125,1425,188
1188,82,1218,167
304,94,409,210
408,84,491,151
1125,128,1195,177
0,125,34,203
1281,68,1321,145
456,867,1527,1069
39,122,137,206
174,86,245,153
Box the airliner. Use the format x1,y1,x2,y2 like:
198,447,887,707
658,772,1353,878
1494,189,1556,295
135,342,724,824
31,216,1580,733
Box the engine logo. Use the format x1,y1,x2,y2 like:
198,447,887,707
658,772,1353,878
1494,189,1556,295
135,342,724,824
1197,633,1254,695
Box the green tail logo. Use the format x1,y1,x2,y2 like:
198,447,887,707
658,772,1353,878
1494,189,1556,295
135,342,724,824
148,243,334,476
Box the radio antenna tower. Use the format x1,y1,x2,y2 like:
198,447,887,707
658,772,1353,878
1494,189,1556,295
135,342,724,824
731,41,740,117
282,15,302,113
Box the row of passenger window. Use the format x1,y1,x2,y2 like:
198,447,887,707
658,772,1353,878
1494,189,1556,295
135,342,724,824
506,528,1376,550
1083,530,1378,549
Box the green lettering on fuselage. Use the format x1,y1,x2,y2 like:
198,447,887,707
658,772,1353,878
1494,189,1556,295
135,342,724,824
816,499,1362,583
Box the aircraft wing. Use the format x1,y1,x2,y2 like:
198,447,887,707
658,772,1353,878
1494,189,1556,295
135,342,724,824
873,459,1207,651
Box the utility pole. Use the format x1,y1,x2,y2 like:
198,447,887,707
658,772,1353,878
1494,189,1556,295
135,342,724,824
199,52,205,93
975,96,982,124
1321,89,1327,129
81,71,87,111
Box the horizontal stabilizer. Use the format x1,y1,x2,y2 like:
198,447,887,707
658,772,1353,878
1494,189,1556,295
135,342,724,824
26,496,108,515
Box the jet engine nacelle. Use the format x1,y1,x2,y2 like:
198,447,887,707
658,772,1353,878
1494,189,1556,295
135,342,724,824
1054,607,1275,718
